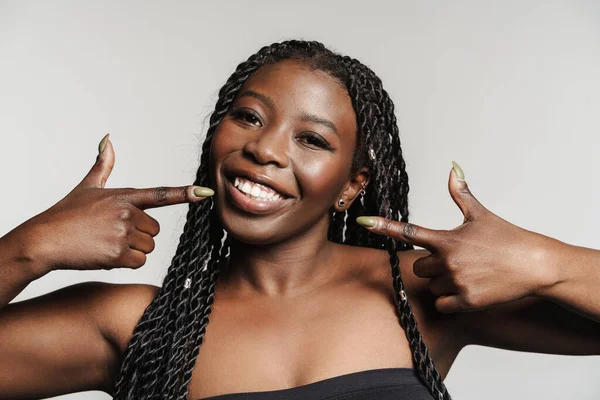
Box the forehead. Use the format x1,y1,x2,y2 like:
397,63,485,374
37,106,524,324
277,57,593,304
236,60,357,135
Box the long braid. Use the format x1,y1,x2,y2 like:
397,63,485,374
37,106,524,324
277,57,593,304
335,56,451,399
113,39,451,400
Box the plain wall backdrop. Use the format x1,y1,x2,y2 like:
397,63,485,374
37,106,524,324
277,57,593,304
1,1,599,399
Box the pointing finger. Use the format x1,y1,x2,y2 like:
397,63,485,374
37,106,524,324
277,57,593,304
356,216,448,252
125,185,214,210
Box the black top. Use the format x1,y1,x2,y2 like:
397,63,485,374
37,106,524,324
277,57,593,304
199,367,436,399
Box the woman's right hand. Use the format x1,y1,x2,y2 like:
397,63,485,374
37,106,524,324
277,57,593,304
11,134,213,273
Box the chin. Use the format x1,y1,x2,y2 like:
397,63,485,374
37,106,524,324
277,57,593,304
218,216,288,246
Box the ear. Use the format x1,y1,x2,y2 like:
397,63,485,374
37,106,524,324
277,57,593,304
333,167,370,212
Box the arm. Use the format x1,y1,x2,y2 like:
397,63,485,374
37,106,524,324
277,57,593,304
0,135,189,397
0,227,116,397
535,242,600,322
399,249,600,357
0,281,121,398
0,223,51,310
453,294,600,356
0,229,158,398
398,249,600,356
448,242,600,355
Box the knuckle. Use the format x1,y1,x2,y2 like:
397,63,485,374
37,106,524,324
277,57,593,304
181,186,190,201
458,184,472,196
461,292,480,309
380,219,392,231
451,274,466,290
152,187,169,205
381,219,399,236
115,223,129,239
402,222,417,238
118,208,133,221
109,246,124,263
444,257,459,272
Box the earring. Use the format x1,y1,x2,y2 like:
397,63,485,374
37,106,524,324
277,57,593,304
360,182,367,197
338,198,346,207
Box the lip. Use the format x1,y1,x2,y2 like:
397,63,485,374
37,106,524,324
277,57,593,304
225,176,293,215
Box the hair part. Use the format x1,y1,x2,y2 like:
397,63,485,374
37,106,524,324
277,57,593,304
113,40,451,400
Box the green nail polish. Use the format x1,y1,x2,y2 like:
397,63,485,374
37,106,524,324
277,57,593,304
194,186,214,197
98,133,110,153
452,161,465,181
356,216,377,227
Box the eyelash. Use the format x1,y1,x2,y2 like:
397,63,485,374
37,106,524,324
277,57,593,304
299,132,333,151
229,108,262,127
229,108,334,151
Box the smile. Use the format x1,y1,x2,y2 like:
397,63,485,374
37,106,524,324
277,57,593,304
233,176,285,201
225,175,293,215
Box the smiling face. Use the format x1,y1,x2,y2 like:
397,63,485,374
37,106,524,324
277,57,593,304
209,59,367,245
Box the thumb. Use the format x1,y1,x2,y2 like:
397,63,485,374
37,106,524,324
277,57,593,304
448,161,486,222
78,134,115,189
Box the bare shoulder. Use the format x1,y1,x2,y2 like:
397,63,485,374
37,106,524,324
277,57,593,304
88,281,160,354
347,245,465,376
84,281,160,395
0,281,159,398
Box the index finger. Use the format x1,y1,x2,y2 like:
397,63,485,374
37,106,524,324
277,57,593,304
355,216,447,251
125,185,214,209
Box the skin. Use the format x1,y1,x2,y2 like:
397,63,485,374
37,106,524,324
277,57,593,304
0,59,599,400
209,60,369,294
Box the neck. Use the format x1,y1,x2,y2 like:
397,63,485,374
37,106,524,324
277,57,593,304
223,217,341,297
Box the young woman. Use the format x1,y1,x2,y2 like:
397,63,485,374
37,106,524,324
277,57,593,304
1,40,599,400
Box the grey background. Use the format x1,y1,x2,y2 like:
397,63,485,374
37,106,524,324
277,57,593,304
1,1,599,399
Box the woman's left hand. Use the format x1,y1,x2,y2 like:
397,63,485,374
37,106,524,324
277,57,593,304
356,162,567,313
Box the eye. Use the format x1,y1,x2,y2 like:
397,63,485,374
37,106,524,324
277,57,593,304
298,132,334,151
229,108,262,127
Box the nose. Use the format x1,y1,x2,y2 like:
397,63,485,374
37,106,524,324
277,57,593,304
243,126,290,168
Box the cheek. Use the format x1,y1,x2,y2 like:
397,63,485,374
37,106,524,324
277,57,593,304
209,125,241,175
211,126,234,160
294,156,347,201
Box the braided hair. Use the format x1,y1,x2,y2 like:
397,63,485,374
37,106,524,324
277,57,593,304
113,39,451,400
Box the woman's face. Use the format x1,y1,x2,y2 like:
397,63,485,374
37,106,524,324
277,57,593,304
210,59,363,245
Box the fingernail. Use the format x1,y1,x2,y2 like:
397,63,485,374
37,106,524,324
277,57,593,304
98,133,110,153
194,186,214,197
356,216,377,228
452,161,465,182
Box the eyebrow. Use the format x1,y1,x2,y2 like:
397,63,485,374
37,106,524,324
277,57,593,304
237,90,339,137
238,90,276,109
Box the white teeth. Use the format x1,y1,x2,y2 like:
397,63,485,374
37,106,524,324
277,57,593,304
232,176,285,201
